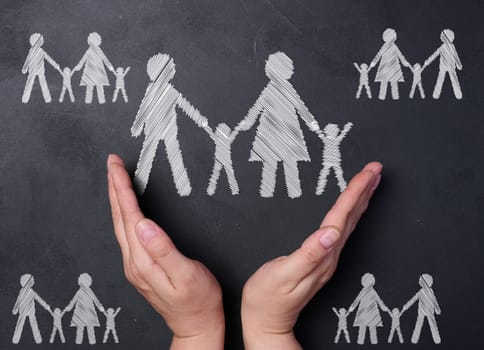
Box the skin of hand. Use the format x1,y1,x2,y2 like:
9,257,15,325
241,162,383,350
107,154,225,350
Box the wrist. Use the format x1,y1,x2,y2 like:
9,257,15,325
171,323,225,350
243,329,301,350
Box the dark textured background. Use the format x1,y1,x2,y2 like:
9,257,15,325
1,0,483,349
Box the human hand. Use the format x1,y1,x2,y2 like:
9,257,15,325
107,154,224,349
241,162,383,350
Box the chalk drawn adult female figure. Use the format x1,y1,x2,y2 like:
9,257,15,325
64,273,105,345
12,274,51,344
21,33,60,103
131,53,208,196
348,273,390,345
236,52,321,198
73,32,114,104
402,274,441,344
369,28,411,100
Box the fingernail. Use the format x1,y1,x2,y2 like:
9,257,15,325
319,229,340,249
371,174,381,191
136,220,159,243
107,154,114,172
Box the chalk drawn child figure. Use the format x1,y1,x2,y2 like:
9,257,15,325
409,63,425,99
332,307,351,343
315,122,353,195
205,123,240,196
353,63,372,99
387,307,404,344
12,274,51,344
113,67,130,103
131,53,208,196
102,307,121,344
58,67,75,103
48,307,66,343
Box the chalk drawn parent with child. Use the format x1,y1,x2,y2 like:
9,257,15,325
107,154,382,349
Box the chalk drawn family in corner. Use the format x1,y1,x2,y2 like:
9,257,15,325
333,273,441,345
21,32,129,104
11,273,121,345
354,28,463,100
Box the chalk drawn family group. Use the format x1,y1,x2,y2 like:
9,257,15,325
333,273,441,345
21,32,130,104
354,28,463,100
12,273,121,345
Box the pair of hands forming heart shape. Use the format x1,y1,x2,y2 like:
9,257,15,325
107,154,382,349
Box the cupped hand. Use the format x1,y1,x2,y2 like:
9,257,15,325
107,154,224,349
241,162,382,350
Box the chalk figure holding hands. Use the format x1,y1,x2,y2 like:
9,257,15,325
387,307,405,344
409,63,426,99
315,122,353,195
102,307,121,344
332,307,351,343
58,67,75,103
353,63,372,99
48,307,66,343
205,123,240,196
113,66,130,103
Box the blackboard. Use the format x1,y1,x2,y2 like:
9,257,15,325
1,0,483,349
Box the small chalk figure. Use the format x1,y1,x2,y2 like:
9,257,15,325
48,307,66,343
102,307,121,344
409,63,425,99
388,308,404,344
112,67,130,103
58,67,75,103
315,122,353,195
353,63,372,99
205,123,240,196
332,307,351,343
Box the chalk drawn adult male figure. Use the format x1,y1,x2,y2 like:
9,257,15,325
21,33,60,103
131,53,209,195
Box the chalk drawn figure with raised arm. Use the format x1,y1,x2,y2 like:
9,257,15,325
205,123,240,196
387,307,405,344
409,63,426,99
73,32,115,104
370,28,411,100
402,274,441,344
102,307,121,343
315,122,352,195
131,53,209,196
237,52,321,198
112,66,130,103
423,29,463,99
48,307,67,343
332,307,351,343
21,33,60,103
58,67,75,103
12,274,51,344
353,63,372,99
348,273,390,345
64,273,105,345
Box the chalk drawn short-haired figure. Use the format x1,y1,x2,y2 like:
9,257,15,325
58,67,75,103
12,274,51,344
205,123,240,196
48,307,66,343
21,33,60,103
237,52,321,198
387,307,405,344
348,273,390,345
409,63,425,99
73,32,115,104
423,29,463,99
64,273,105,345
402,274,441,344
113,66,130,103
332,307,351,343
315,122,352,195
131,53,209,196
353,63,372,99
102,307,121,343
370,28,411,100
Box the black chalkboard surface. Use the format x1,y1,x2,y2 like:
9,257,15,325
1,0,484,349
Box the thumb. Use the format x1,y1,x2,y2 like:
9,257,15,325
135,219,191,281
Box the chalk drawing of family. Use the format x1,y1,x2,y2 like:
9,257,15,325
333,273,441,345
132,52,353,199
354,28,463,100
11,273,121,345
21,32,129,104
